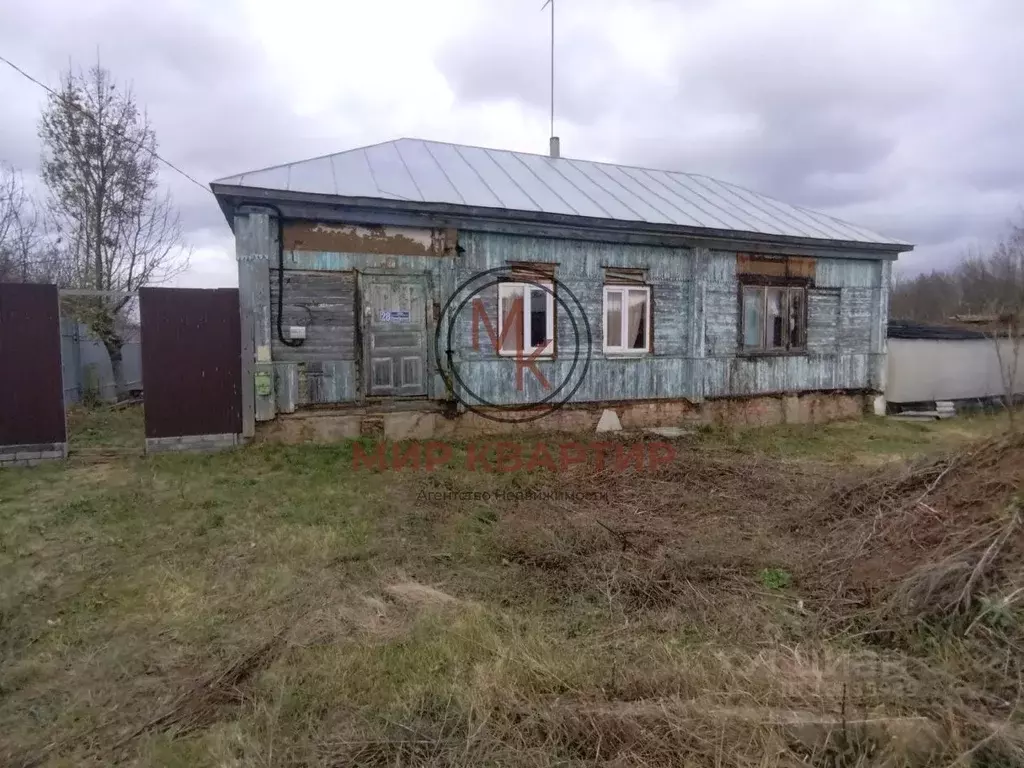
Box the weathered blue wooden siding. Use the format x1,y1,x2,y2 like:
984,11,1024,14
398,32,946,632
690,252,883,398
258,220,890,410
447,232,696,406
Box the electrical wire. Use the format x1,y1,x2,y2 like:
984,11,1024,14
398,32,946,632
0,52,211,195
2,52,304,348
247,202,304,348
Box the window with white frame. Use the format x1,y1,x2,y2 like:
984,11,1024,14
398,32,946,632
603,285,651,354
497,282,555,355
740,283,806,352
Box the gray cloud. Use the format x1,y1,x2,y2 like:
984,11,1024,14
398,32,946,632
0,0,342,273
438,0,1024,274
3,0,1024,284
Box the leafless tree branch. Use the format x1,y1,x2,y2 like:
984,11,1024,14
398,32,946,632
38,63,191,397
0,163,45,283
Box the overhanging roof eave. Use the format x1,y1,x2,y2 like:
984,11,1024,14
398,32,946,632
210,184,914,256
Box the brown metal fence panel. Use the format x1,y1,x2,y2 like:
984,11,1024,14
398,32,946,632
139,287,242,439
0,283,66,446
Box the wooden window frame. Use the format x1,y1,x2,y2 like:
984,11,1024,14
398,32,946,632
603,285,652,356
738,276,809,356
497,281,555,358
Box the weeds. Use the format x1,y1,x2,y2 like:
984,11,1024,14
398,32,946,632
760,567,793,590
1,409,1022,766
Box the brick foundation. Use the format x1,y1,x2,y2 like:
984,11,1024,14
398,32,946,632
0,442,68,467
145,433,244,455
258,392,871,444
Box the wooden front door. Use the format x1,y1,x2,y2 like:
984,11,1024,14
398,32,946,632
361,275,428,397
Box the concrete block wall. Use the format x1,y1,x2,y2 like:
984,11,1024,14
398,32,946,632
145,433,244,455
256,391,869,444
0,442,68,467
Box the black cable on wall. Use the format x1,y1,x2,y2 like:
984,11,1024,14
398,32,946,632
248,203,304,348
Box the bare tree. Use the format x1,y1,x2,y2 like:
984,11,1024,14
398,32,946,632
890,268,960,322
0,164,43,283
890,213,1024,428
39,63,189,396
978,222,1024,431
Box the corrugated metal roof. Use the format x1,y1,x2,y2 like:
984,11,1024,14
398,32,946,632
212,138,908,247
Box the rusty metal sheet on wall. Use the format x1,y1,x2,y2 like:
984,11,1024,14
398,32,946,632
283,222,455,256
0,283,66,445
737,254,816,280
139,287,242,438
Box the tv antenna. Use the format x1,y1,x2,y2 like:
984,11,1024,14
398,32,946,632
541,0,559,158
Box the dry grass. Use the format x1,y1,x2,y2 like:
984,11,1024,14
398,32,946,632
0,409,1021,766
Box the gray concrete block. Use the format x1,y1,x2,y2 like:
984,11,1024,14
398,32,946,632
39,450,63,460
146,433,242,456
4,443,48,453
145,438,173,455
14,451,42,461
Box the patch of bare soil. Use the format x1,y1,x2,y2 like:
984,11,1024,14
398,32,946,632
385,580,462,607
494,447,824,616
282,580,470,650
490,433,1023,630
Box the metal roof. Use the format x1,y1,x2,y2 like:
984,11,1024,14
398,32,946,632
213,138,909,248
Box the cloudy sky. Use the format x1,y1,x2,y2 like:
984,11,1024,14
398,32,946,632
2,0,1022,286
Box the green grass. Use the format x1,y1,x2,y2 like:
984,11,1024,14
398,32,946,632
695,411,1010,463
0,408,1019,766
66,403,145,454
758,567,792,590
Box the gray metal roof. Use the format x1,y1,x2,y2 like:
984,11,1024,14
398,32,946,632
213,138,908,247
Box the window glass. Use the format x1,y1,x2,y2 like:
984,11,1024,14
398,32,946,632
499,284,524,353
742,286,763,348
765,287,786,349
742,283,807,352
789,288,804,348
529,287,549,348
627,289,647,349
606,289,623,348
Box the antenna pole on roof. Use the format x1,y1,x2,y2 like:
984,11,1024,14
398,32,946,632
542,0,560,158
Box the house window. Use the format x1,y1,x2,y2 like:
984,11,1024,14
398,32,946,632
603,286,651,354
497,282,555,355
741,284,806,352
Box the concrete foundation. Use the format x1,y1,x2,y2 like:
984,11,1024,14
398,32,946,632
258,391,870,444
0,442,68,467
145,433,245,455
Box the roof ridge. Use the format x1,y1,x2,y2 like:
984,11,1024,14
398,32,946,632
400,136,716,181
